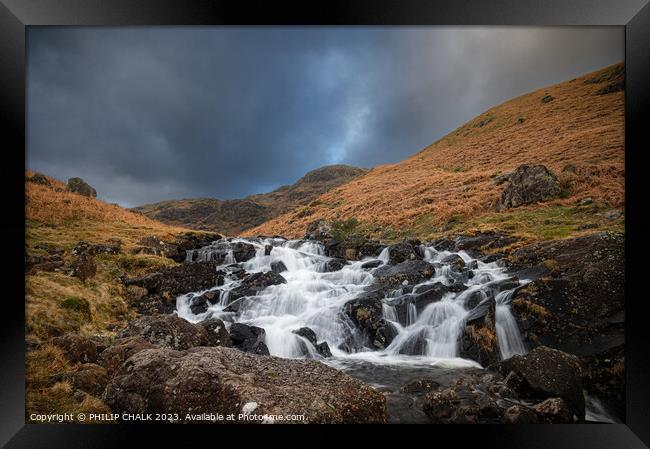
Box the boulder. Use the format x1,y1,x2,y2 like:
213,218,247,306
264,244,273,256
496,346,584,420
324,258,346,272
508,232,624,415
387,242,422,264
70,363,109,396
28,172,51,186
358,241,384,259
343,291,398,349
440,254,466,272
292,327,318,346
198,318,232,347
229,323,270,356
67,253,96,282
460,297,500,366
533,397,574,423
189,290,220,315
270,260,288,274
118,315,210,350
67,177,97,198
97,336,157,376
121,261,223,314
51,334,98,364
373,260,435,289
103,346,387,423
497,164,561,210
227,271,286,304
305,219,333,242
361,260,382,269
315,342,332,358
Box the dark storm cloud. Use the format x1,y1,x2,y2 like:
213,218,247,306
27,27,623,206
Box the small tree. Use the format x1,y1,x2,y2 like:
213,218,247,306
330,217,366,248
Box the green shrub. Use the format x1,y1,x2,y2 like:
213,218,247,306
330,218,366,248
60,296,91,318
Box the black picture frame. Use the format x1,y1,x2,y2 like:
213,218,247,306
2,0,649,447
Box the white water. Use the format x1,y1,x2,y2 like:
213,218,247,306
176,237,528,367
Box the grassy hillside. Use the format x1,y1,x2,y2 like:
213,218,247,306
134,164,367,235
247,63,625,243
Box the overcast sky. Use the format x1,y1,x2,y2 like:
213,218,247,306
27,27,623,207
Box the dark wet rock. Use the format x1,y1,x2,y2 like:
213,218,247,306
496,346,584,420
497,164,561,210
118,315,211,350
103,346,387,423
422,371,517,424
97,336,157,376
305,219,333,241
460,297,500,366
324,258,346,272
51,334,98,364
358,241,384,259
67,177,97,198
387,242,423,264
507,232,624,412
190,240,257,264
440,254,466,272
69,363,109,396
343,291,398,349
229,323,270,355
392,282,451,324
293,327,318,346
170,232,223,262
361,259,383,269
315,341,332,358
189,290,220,315
121,261,223,315
467,260,479,270
198,318,231,347
401,378,440,394
503,405,538,424
480,254,506,264
67,252,97,282
533,397,574,423
228,271,287,304
270,260,288,274
231,241,257,262
373,260,435,289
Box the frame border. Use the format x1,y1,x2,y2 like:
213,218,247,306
2,1,649,447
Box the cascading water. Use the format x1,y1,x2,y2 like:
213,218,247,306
175,237,529,366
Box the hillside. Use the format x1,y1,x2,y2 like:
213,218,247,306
247,63,625,242
133,164,367,235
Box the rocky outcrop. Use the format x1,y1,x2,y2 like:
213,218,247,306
67,252,97,282
229,323,270,355
495,346,585,420
69,363,109,396
459,298,500,366
387,241,423,264
97,336,157,376
421,367,579,424
226,271,286,305
372,260,435,289
292,327,332,358
67,177,97,198
507,231,624,416
497,164,562,210
198,318,232,347
103,346,386,423
121,262,223,314
117,315,213,350
343,291,398,350
51,334,98,364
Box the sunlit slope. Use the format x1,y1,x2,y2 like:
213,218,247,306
248,63,624,240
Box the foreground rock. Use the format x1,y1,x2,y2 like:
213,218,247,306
507,231,624,416
229,323,270,355
422,368,577,424
103,346,387,423
497,164,562,210
343,290,398,350
495,346,585,420
97,336,157,376
118,315,230,350
122,262,223,314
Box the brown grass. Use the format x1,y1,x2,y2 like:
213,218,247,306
247,63,624,241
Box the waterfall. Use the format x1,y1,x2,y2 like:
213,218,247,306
175,237,530,366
